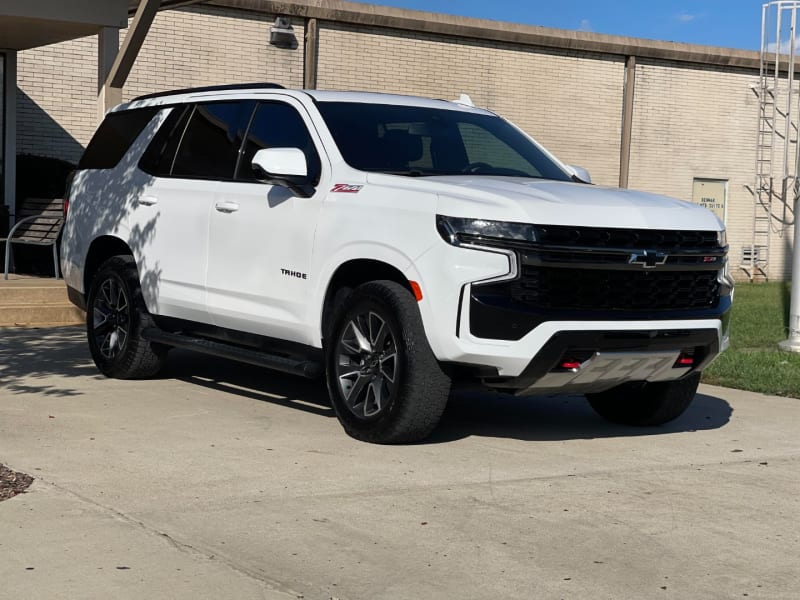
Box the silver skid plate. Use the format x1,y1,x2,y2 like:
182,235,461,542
522,350,689,395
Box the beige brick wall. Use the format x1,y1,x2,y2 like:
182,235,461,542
626,60,778,280
316,22,625,187
14,4,785,279
16,5,304,164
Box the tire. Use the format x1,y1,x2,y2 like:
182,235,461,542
325,280,451,443
86,255,167,379
586,372,701,426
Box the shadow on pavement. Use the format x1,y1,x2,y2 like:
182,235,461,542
1,327,732,442
164,349,334,418
0,326,96,397
428,389,732,443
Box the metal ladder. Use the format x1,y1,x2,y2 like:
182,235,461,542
746,2,800,281
748,78,776,281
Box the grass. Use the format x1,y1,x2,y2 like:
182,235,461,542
701,281,800,397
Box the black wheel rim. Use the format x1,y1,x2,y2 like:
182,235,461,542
335,310,398,418
92,276,130,361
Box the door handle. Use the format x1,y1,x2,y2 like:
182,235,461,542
138,196,158,206
214,201,240,213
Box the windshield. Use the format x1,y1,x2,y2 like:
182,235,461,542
316,102,572,181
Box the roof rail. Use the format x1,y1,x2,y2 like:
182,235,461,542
132,82,286,102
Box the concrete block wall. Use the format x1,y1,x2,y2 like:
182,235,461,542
123,5,304,101
316,22,625,187
627,60,777,280
12,1,777,279
16,5,303,165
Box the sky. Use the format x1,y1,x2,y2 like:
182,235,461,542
349,1,764,51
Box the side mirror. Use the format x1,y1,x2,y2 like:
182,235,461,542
566,164,592,184
251,148,314,197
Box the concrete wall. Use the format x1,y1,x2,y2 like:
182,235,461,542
14,0,775,279
627,60,787,280
316,23,625,187
17,5,302,164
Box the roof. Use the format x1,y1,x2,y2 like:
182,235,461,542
122,85,496,114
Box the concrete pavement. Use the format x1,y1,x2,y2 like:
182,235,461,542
0,326,798,599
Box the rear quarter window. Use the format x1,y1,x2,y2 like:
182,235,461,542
78,107,160,170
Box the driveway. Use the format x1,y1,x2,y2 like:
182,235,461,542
0,327,798,599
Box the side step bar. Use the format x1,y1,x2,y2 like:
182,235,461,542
142,328,323,378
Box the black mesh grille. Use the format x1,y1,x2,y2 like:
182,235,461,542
536,226,720,251
507,266,721,311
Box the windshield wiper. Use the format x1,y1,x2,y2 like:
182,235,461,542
384,169,428,177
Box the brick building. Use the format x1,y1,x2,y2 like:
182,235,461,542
7,0,779,280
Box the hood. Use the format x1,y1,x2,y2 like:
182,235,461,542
368,174,724,231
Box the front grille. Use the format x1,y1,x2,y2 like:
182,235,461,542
507,266,720,311
536,226,720,251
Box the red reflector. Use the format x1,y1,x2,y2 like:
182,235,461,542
63,199,69,218
677,357,694,366
409,280,423,302
560,361,582,369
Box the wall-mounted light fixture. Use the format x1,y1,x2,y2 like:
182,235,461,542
270,16,297,49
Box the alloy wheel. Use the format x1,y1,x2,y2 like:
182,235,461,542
335,311,398,418
92,276,130,360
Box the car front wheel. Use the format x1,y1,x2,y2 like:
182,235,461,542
586,373,701,426
325,280,451,444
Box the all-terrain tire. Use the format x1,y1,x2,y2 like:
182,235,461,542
325,280,451,444
586,372,701,426
86,255,167,379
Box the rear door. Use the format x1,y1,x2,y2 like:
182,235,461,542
134,100,255,321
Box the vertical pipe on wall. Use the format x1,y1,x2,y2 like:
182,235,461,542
304,17,318,89
619,55,636,188
4,51,16,225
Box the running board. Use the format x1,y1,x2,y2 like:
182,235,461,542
142,328,323,378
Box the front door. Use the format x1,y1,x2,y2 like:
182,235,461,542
206,98,327,344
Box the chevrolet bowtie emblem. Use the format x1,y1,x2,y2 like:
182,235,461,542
628,250,668,268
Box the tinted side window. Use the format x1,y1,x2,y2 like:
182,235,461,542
171,101,255,180
238,102,321,184
138,105,191,176
79,107,160,170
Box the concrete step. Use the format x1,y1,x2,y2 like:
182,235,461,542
0,277,84,327
0,303,84,327
0,284,72,305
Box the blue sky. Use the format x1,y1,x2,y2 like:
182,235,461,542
349,1,762,50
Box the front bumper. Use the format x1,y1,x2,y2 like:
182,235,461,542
479,327,719,395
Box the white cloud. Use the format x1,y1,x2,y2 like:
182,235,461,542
677,13,697,23
579,18,592,32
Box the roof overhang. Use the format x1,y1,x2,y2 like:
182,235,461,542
0,0,129,50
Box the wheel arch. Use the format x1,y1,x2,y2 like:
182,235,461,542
83,236,135,298
319,258,413,344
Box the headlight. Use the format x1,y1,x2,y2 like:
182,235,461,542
436,215,537,246
717,230,727,248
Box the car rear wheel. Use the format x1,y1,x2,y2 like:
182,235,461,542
325,280,451,444
586,373,701,426
86,255,166,379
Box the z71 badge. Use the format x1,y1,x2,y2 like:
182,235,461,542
330,183,363,193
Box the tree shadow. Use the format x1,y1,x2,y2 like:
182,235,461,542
0,326,96,397
65,109,167,306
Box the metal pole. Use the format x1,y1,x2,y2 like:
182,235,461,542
779,2,800,351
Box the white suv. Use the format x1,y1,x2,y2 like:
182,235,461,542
61,83,733,443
